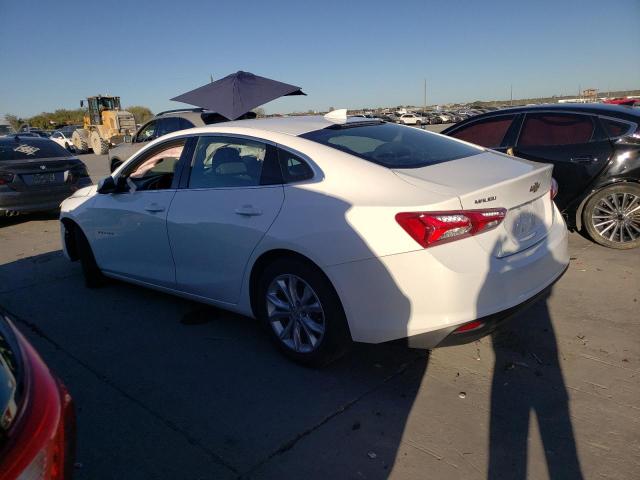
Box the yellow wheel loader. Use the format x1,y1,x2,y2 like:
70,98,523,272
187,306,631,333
72,96,136,154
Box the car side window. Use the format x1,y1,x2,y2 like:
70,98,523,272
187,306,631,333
122,139,186,191
278,149,314,183
156,117,180,137
136,121,157,143
178,118,195,130
188,136,267,188
51,132,61,139
518,113,595,147
449,115,515,148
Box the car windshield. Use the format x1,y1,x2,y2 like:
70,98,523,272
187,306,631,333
300,122,481,168
0,138,72,161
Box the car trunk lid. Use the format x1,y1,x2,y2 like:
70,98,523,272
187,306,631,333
0,157,85,191
393,151,555,257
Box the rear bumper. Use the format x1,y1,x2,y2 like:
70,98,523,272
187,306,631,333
393,263,567,349
325,204,569,346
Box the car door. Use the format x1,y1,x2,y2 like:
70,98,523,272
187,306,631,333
167,134,285,304
87,138,189,287
510,112,613,209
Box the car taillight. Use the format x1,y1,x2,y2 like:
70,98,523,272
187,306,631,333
0,173,14,185
1,332,75,480
550,177,558,200
395,208,507,248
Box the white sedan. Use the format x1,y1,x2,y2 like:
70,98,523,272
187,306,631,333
50,130,75,151
59,112,568,365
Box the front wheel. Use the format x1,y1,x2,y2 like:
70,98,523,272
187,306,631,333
583,183,640,249
74,227,107,287
256,258,351,366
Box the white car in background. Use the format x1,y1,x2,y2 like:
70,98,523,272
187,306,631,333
396,113,424,126
59,112,568,366
50,130,75,151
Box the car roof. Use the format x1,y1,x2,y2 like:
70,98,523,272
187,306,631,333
200,115,378,136
482,102,640,119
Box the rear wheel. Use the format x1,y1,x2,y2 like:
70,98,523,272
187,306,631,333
74,227,106,287
90,131,109,155
583,183,640,249
256,258,351,367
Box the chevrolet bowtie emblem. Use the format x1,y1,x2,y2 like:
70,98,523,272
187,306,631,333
40,165,47,170
529,182,540,193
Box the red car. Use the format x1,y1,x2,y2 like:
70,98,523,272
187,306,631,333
0,307,75,480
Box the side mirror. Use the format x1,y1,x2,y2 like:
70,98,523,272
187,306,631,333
80,100,84,108
97,176,116,194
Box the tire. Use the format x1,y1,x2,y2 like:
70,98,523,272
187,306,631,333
90,131,109,155
71,129,89,153
415,121,422,127
256,257,351,367
74,227,107,287
583,183,640,249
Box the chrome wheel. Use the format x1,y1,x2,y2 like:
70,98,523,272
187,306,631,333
266,274,325,353
591,191,640,244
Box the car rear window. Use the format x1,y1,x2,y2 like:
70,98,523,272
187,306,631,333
0,138,72,161
300,122,480,168
449,115,516,148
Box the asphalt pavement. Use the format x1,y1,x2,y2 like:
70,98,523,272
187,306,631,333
0,128,638,479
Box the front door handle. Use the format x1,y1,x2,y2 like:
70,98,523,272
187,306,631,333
571,156,596,164
145,203,165,213
235,205,263,216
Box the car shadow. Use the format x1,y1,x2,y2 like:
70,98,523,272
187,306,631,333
481,211,583,479
0,184,429,479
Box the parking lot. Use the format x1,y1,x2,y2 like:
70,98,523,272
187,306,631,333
1,138,639,479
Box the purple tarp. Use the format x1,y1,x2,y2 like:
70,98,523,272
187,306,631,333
171,71,305,120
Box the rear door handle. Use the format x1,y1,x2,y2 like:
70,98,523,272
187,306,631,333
570,156,596,164
235,205,263,216
145,203,165,213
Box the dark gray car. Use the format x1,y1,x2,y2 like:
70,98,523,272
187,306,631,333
107,109,256,172
0,135,92,216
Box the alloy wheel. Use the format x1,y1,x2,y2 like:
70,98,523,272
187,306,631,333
266,274,325,353
591,191,640,244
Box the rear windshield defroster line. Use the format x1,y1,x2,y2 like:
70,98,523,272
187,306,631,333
300,122,481,169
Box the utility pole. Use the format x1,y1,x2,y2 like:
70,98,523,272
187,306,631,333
510,84,513,106
210,74,214,83
423,78,427,112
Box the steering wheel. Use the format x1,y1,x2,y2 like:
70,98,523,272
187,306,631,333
371,142,415,164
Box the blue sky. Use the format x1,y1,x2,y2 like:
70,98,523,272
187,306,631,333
1,0,639,117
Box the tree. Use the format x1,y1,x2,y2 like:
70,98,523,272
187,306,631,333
126,106,154,125
252,107,266,117
4,114,22,131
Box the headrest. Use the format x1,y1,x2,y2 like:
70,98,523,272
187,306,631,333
211,147,240,164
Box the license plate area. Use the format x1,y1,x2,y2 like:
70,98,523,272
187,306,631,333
22,172,62,186
32,173,57,185
499,197,550,256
